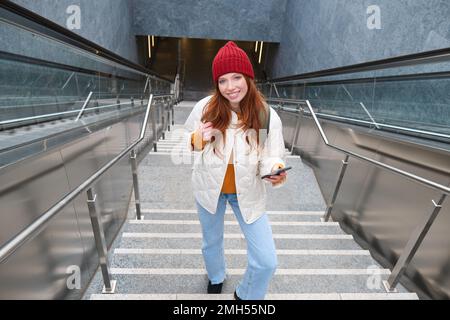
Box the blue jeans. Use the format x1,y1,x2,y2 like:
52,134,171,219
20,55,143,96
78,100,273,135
196,193,277,300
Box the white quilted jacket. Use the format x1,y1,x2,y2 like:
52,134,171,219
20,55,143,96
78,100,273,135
184,96,286,224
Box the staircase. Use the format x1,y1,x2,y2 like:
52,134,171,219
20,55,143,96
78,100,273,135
84,103,418,300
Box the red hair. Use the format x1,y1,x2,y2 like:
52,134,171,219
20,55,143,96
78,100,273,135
200,75,268,156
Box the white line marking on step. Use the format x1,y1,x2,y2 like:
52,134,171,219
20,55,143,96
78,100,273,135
114,248,371,255
108,268,390,275
128,219,338,226
139,209,325,215
90,293,418,300
122,233,353,239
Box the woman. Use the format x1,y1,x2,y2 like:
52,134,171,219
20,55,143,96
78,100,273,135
184,41,287,300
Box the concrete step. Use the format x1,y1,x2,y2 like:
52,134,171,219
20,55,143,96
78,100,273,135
124,220,346,235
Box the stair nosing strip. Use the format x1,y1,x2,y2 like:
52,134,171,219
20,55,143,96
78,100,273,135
108,267,391,275
138,209,326,215
89,292,418,300
113,248,371,255
128,219,339,226
121,232,353,239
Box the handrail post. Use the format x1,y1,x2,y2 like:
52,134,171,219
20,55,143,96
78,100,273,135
171,97,175,126
290,105,303,153
161,97,167,140
323,155,350,222
75,91,93,121
160,101,166,140
359,102,380,129
383,194,447,292
167,98,172,132
61,72,75,90
130,149,143,220
142,76,150,102
86,188,116,294
152,103,158,152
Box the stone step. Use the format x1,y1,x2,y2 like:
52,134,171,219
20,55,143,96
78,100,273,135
157,138,186,141
135,209,324,222
139,154,194,166
110,250,377,270
154,143,186,147
119,234,362,250
148,152,300,160
124,220,346,235
85,271,412,295
90,292,418,300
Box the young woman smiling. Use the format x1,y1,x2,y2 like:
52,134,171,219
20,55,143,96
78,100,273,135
184,41,287,300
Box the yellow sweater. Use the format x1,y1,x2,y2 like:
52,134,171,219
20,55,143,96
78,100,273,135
191,129,237,194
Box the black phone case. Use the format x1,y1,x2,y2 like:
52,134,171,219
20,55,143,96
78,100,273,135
261,166,292,179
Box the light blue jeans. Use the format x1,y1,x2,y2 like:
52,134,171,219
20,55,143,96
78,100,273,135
196,193,277,300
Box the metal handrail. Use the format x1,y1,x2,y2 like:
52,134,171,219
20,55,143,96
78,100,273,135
277,97,448,292
0,95,173,157
75,91,93,121
300,99,449,194
0,93,154,265
0,99,137,126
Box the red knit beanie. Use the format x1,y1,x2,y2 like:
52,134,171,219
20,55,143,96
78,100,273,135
212,41,254,83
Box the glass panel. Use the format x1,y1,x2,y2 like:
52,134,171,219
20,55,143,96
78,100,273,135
371,70,450,137
269,56,450,141
0,13,172,156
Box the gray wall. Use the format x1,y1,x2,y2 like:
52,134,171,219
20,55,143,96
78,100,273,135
8,0,450,79
132,0,287,42
10,0,139,64
268,0,450,78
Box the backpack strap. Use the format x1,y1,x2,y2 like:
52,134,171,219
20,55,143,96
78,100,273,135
258,103,271,146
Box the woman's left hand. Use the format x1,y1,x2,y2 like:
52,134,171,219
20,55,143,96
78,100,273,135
263,171,287,185
263,163,287,186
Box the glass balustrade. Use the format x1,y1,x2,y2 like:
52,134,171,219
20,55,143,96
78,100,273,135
262,56,450,142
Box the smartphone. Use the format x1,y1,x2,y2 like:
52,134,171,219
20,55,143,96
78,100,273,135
261,166,292,179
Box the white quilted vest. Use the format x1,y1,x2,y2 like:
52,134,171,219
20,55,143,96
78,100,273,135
184,96,286,224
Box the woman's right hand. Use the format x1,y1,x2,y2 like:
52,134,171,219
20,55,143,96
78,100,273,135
199,122,214,141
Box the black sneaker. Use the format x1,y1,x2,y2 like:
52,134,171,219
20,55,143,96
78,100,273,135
234,290,242,300
207,280,223,294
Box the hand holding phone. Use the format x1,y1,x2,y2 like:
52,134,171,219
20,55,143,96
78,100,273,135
261,166,292,179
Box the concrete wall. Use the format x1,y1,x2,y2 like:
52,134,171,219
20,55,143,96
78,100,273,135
10,0,139,64
268,0,450,78
132,0,287,42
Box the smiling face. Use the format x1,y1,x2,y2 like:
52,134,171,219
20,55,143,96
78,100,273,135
217,72,248,109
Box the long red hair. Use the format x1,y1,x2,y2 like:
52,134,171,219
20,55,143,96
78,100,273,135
200,75,268,154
